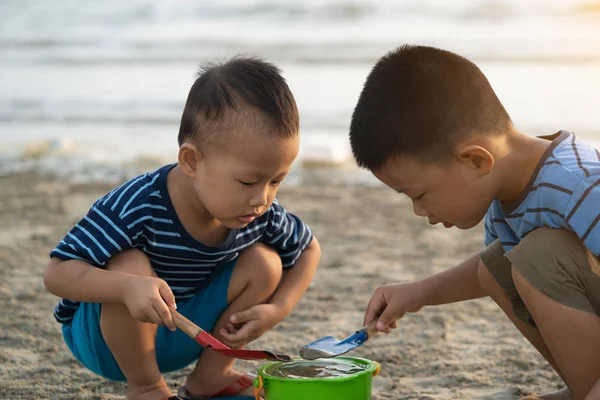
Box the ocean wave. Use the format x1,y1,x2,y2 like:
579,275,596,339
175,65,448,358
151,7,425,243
3,39,600,66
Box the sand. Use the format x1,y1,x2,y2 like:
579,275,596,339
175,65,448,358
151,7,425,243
0,170,562,399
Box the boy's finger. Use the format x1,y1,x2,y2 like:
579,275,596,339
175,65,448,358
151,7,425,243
224,323,254,344
363,294,385,326
158,281,177,310
146,307,165,326
376,307,398,331
219,328,246,346
154,302,176,331
230,308,257,324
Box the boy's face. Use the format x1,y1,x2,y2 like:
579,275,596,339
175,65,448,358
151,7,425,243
187,121,299,229
372,154,495,230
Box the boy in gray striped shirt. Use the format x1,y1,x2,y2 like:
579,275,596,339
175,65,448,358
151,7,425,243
44,57,321,400
349,45,599,400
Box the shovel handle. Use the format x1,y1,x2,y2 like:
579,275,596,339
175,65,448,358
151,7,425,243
170,307,205,339
361,320,380,339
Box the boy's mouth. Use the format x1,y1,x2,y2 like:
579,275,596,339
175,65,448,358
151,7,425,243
237,213,259,223
429,218,454,228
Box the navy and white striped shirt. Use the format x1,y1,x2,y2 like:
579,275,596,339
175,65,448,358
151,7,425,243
484,131,600,255
50,164,313,324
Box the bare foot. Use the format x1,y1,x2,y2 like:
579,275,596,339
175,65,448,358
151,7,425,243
586,380,600,400
126,377,172,400
521,388,572,400
183,369,255,398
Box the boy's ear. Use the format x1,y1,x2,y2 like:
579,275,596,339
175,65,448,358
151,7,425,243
456,145,494,176
178,143,202,178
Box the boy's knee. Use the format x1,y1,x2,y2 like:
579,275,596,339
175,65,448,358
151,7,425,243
105,249,153,276
236,243,282,292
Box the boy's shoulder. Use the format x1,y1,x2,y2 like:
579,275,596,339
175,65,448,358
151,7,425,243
534,131,600,190
93,164,173,216
546,131,600,175
492,131,599,218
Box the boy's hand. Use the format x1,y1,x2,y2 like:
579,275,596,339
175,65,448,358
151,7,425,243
122,275,177,331
364,281,425,333
219,303,286,348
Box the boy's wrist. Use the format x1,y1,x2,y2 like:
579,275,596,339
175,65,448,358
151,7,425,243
270,301,291,318
117,273,137,304
413,276,440,308
264,293,295,322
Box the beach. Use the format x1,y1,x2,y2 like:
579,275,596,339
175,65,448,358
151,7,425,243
2,2,598,398
0,169,562,399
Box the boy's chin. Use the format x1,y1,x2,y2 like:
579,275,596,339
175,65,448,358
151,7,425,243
220,218,251,229
454,219,482,230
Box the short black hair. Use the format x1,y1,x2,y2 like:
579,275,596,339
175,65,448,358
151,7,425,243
178,55,299,146
349,45,512,170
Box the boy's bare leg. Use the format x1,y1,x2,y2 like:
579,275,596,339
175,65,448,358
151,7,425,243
478,262,566,380
184,242,282,397
479,262,572,399
512,268,600,400
100,250,172,400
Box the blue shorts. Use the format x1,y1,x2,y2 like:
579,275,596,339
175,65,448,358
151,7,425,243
62,260,235,381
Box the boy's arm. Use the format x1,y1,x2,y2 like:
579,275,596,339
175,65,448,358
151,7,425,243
222,237,320,347
44,201,134,301
268,236,321,316
43,199,177,329
365,253,485,331
221,201,319,346
259,200,319,315
44,257,176,329
44,257,129,303
421,253,487,306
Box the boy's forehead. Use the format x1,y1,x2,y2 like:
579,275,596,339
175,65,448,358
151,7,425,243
215,129,299,169
375,155,438,187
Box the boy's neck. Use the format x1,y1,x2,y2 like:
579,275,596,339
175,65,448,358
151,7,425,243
167,166,231,246
494,131,553,204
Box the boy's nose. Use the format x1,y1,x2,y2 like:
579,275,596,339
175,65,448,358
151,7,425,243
249,187,269,207
412,201,429,218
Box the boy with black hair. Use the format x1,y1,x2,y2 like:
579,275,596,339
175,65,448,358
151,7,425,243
44,56,321,400
350,45,600,400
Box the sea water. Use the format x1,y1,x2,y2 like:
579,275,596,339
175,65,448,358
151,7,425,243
264,358,369,379
1,0,600,184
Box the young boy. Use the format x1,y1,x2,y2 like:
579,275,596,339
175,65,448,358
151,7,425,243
44,56,321,400
349,45,600,400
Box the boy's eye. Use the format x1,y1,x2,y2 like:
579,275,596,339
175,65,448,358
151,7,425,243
270,181,280,186
238,180,256,186
415,193,426,200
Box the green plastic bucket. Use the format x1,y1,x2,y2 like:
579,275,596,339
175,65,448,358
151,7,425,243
253,356,380,400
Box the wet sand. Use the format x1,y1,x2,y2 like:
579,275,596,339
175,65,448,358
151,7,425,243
0,170,561,399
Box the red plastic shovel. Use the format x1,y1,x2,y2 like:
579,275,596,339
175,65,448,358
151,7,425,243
171,308,291,362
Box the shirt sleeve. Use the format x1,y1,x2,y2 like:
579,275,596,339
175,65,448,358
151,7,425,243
564,175,600,256
261,199,313,268
49,200,134,267
483,208,499,247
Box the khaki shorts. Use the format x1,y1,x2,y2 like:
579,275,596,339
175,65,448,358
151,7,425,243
480,228,600,327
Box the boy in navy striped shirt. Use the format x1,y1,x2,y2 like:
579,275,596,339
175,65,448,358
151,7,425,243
349,45,599,399
44,57,321,400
